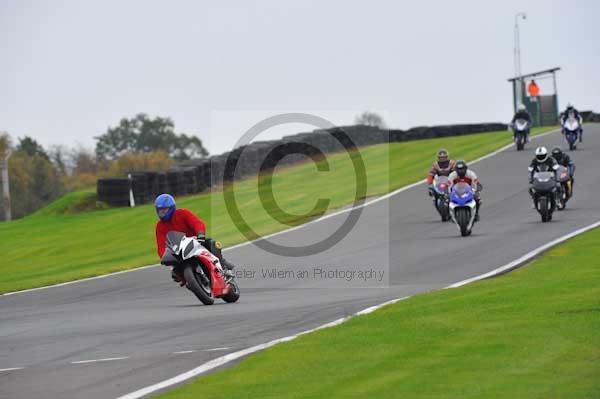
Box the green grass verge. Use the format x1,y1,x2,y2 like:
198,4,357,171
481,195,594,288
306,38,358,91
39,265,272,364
30,189,110,218
158,226,600,399
0,127,554,293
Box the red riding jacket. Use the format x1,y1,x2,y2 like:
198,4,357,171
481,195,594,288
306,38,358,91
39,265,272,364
155,208,206,258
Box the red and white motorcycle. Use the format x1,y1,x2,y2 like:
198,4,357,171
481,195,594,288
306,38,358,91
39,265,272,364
161,231,240,305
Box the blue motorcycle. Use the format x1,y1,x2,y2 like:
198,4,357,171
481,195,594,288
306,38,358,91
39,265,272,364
449,182,477,236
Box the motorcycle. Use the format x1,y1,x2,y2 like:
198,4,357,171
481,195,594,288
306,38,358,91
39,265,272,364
160,231,240,305
432,175,451,221
530,171,558,222
563,116,580,151
513,118,530,151
449,182,477,237
555,165,572,210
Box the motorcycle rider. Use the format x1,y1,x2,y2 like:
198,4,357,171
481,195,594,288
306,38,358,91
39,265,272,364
511,104,532,142
426,149,456,196
560,103,584,142
154,194,234,286
448,160,481,221
528,147,559,208
551,147,575,197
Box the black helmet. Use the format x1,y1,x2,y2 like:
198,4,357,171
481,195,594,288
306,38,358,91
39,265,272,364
455,160,467,177
551,147,563,160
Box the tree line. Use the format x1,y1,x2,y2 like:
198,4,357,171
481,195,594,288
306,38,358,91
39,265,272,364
0,114,209,220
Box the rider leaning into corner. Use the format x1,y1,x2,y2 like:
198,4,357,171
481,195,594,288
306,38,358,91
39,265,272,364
511,103,532,142
448,160,482,221
426,149,456,196
154,194,235,286
551,146,575,196
560,103,584,143
528,146,560,208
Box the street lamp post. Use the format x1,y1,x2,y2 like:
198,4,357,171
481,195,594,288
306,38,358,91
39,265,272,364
514,12,527,108
1,149,11,222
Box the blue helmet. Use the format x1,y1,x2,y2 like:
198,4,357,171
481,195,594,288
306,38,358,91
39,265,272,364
155,194,176,221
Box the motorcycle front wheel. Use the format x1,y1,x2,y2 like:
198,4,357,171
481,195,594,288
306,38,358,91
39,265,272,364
184,265,214,305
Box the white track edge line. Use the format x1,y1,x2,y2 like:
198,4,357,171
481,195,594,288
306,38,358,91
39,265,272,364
445,219,600,288
117,216,599,399
1,127,560,297
0,367,25,372
70,356,130,364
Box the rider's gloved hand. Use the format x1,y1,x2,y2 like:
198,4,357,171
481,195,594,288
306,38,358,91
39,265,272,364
196,232,206,242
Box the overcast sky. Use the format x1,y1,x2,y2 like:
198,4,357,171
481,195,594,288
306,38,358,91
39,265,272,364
1,0,598,155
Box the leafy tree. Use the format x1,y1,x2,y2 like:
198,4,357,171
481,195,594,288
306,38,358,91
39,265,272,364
16,136,50,160
71,146,106,175
107,151,174,175
0,139,64,220
95,114,208,161
355,111,386,128
48,145,70,176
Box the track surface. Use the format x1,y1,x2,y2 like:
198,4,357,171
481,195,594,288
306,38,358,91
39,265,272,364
1,125,599,398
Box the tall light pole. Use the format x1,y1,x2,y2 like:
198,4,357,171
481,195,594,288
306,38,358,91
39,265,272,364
514,12,527,108
0,148,11,222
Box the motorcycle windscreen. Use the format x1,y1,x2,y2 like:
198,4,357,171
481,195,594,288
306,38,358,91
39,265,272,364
533,171,555,181
166,231,186,254
515,119,528,130
434,176,450,193
565,118,579,130
556,166,570,182
451,183,473,205
533,172,556,191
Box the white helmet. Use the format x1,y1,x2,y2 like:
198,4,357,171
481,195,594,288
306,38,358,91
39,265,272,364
535,146,548,163
518,103,526,111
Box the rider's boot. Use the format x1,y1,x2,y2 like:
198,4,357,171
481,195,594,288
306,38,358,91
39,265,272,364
171,270,186,287
220,259,236,277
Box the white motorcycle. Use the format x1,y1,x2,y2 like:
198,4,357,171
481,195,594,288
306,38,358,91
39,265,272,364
563,115,581,151
512,118,530,151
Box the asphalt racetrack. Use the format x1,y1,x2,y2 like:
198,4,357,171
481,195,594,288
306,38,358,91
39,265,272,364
1,125,599,398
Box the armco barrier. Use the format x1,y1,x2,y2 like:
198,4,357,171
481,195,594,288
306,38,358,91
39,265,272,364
97,122,508,206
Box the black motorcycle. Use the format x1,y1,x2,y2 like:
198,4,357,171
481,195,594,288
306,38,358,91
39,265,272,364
530,171,558,222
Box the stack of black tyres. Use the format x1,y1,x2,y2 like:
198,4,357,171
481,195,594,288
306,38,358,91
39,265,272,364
97,178,131,206
96,122,512,207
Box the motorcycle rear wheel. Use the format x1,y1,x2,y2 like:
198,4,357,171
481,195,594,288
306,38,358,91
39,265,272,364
222,280,240,303
516,136,525,151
